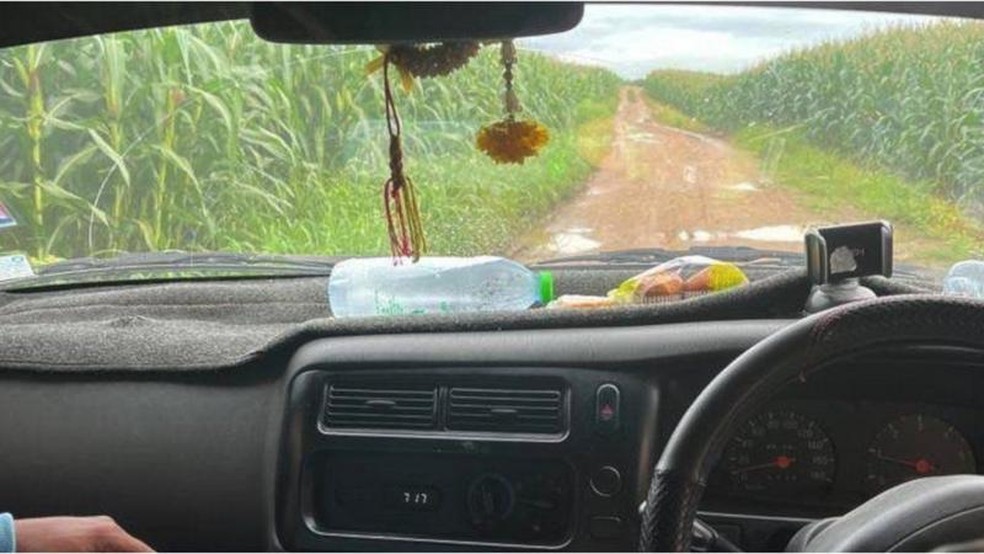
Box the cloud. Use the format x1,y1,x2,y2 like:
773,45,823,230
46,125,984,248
520,5,946,78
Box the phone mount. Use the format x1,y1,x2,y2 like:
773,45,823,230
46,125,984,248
804,221,893,314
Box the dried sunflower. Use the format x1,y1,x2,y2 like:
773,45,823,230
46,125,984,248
477,40,550,164
366,42,481,92
476,119,550,164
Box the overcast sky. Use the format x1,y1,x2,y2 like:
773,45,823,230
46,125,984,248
519,5,945,79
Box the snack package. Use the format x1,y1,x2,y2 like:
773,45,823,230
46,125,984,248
608,255,748,304
547,294,616,310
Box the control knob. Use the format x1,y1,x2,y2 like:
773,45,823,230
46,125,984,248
467,473,515,530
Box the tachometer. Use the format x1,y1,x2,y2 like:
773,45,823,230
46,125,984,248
865,414,976,494
722,410,836,495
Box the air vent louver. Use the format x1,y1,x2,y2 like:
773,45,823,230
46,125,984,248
448,387,563,434
324,384,437,430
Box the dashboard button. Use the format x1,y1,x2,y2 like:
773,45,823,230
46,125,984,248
590,466,622,497
595,383,620,434
589,516,624,539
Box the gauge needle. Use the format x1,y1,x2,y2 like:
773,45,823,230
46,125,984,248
876,454,936,475
730,455,796,475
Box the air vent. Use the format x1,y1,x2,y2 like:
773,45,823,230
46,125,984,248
447,387,563,434
323,384,437,430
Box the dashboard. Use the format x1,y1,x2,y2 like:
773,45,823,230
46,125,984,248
277,333,984,551
1,319,983,552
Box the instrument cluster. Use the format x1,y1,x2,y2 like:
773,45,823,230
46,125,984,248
708,400,982,515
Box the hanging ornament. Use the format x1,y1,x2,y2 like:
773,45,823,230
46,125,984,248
366,42,483,262
367,42,481,92
380,56,426,261
476,40,549,164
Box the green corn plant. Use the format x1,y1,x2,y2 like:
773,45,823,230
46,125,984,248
643,20,984,207
0,21,622,261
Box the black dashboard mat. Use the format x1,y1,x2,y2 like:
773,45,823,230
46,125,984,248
0,268,928,372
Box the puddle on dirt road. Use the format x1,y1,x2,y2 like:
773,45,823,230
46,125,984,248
727,182,760,192
683,165,697,184
523,224,805,261
679,230,727,242
678,225,804,245
732,225,804,242
626,131,660,144
547,230,602,255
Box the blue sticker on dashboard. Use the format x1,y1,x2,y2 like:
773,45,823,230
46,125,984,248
0,202,15,229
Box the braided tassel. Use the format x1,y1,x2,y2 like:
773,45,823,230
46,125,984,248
383,175,425,260
381,55,426,262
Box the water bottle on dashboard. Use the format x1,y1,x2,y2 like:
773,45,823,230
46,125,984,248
328,256,555,317
942,260,984,298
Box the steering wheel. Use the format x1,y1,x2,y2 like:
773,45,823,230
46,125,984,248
639,295,984,552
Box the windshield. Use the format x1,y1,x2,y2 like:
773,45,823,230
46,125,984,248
1,5,981,287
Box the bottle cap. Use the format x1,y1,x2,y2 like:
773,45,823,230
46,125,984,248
538,271,555,305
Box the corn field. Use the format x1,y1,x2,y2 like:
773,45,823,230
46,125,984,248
0,21,621,261
643,21,984,208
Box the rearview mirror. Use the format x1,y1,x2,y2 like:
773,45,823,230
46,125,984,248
250,2,584,44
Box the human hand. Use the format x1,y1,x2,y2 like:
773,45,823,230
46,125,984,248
14,516,153,552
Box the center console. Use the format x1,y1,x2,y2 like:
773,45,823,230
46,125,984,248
276,364,660,551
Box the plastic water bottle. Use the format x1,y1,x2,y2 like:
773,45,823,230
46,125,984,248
942,260,984,298
328,256,554,317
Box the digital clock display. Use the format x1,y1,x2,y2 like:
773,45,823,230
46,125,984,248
383,484,442,512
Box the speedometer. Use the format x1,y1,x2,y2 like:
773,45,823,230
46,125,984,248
722,410,836,495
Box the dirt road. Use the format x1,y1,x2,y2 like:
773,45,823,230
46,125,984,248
515,86,853,261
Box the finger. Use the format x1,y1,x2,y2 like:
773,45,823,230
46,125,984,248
103,530,155,553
